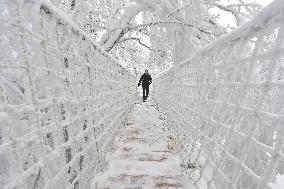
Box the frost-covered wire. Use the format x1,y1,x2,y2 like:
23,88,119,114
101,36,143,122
0,0,137,188
154,0,284,188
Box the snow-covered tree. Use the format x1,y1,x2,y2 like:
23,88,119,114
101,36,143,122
50,0,263,72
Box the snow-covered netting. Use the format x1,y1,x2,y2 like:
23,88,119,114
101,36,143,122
154,0,284,188
0,0,136,188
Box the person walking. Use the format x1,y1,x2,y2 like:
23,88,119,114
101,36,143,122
138,70,152,102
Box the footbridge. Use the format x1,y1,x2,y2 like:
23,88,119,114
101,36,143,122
0,0,284,188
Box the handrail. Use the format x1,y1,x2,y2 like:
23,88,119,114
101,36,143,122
0,0,137,189
154,0,284,188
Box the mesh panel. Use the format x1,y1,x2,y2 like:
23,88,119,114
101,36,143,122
154,1,284,188
0,0,136,188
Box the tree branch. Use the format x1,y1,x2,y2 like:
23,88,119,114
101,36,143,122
118,37,169,58
118,37,155,52
208,2,261,26
165,2,192,18
126,21,214,36
107,19,223,51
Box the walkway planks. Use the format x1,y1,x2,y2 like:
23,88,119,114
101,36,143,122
92,98,194,189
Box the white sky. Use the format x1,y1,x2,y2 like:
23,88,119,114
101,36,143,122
220,0,273,6
211,0,274,28
135,0,275,30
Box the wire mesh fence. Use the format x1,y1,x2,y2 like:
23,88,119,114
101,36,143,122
154,1,284,188
0,0,137,188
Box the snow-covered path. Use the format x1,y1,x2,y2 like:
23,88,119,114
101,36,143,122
92,98,194,189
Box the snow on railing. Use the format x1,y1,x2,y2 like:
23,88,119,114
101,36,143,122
0,0,137,188
154,0,284,188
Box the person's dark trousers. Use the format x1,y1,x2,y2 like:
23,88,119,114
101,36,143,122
142,85,149,100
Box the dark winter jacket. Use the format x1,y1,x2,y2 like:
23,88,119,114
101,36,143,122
138,73,152,87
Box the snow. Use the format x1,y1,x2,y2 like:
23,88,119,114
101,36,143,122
1,0,284,189
176,0,284,67
154,0,284,188
40,0,122,66
92,97,195,189
269,174,284,189
0,0,137,188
